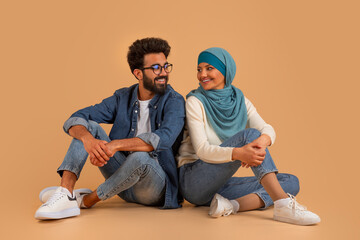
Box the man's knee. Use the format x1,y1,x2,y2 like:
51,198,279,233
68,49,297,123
86,121,110,141
126,152,156,170
87,120,101,134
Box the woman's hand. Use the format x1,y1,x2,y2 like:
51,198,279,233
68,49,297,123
251,134,271,151
232,141,266,167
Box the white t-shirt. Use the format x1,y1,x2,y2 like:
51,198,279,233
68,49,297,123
135,99,151,136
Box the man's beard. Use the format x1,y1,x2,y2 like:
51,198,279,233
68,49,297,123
143,74,168,95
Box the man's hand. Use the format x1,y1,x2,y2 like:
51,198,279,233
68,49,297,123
104,140,119,158
68,125,153,167
68,125,113,167
83,137,112,167
232,141,266,167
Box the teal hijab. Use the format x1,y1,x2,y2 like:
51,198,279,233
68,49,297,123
186,47,247,141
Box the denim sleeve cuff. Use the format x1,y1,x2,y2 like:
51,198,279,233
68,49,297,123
137,132,160,150
63,117,89,134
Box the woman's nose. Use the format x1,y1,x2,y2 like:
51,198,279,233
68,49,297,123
200,70,207,78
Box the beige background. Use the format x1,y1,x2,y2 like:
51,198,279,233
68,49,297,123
1,0,359,239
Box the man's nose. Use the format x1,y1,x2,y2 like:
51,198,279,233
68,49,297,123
159,67,168,76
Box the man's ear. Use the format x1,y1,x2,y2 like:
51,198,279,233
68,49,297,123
133,69,142,80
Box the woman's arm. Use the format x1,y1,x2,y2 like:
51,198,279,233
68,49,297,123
245,97,276,146
234,97,275,167
186,97,234,163
186,97,275,165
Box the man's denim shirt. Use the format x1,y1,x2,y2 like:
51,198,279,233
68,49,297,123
63,84,185,209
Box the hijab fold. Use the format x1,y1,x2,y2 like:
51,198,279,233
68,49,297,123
186,47,247,141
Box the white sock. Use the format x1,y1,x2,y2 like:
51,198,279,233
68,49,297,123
274,198,291,208
230,200,240,212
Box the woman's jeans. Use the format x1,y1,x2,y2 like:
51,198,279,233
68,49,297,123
179,128,300,208
57,121,166,206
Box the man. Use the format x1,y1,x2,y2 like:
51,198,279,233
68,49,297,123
35,37,185,220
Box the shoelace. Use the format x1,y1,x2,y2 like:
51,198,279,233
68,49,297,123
43,191,66,207
288,194,307,215
220,199,234,216
222,209,233,217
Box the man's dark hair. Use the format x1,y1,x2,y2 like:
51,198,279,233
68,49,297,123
127,37,171,73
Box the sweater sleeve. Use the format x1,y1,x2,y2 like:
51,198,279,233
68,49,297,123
186,97,234,163
245,97,276,145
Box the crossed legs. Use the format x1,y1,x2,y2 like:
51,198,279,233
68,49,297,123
179,128,299,210
57,121,166,207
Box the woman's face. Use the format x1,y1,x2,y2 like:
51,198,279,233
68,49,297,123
197,62,225,90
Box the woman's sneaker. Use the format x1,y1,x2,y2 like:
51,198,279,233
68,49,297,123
274,194,321,225
34,187,80,220
209,194,236,218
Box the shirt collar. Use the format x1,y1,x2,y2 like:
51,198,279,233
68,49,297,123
130,84,164,109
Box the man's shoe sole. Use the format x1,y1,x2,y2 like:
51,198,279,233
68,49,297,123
35,207,80,220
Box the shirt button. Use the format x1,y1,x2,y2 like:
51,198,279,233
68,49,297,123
158,123,161,127
154,105,157,109
131,128,134,131
135,110,138,113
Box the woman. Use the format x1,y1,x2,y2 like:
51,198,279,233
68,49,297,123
177,47,320,225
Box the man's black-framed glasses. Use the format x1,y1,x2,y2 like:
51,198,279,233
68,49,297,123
140,63,173,75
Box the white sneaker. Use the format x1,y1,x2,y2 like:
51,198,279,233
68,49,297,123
34,187,80,220
209,194,236,218
274,194,321,225
39,186,92,204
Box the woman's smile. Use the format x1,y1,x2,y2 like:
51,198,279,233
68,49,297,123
197,62,225,90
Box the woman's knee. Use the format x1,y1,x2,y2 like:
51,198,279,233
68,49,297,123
287,174,300,196
245,128,261,142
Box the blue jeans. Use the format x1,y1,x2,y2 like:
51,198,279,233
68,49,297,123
57,121,166,206
179,128,300,208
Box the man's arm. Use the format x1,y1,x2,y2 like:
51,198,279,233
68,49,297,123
69,125,113,167
63,93,119,135
106,138,154,153
137,94,185,152
69,125,154,167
